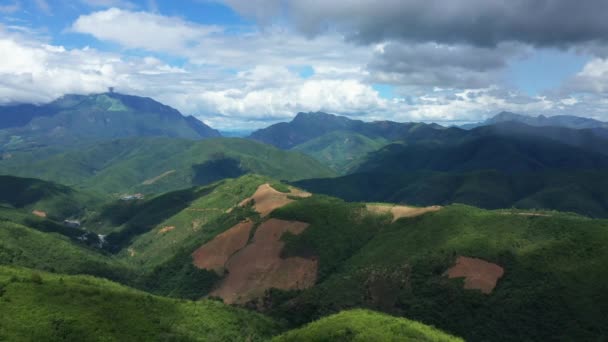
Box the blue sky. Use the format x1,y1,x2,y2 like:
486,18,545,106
0,0,606,128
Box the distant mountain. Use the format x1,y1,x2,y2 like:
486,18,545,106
463,111,608,130
248,111,451,149
0,137,335,194
292,131,389,173
0,92,220,150
353,134,608,174
248,112,466,172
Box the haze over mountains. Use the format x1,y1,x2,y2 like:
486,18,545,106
2,92,608,341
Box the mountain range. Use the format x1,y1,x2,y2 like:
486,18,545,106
462,111,608,130
2,92,608,341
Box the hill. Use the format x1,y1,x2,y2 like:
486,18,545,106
2,173,608,340
0,92,220,150
294,170,608,218
265,199,608,341
462,111,608,130
0,220,132,282
0,137,336,194
353,135,608,174
292,131,389,172
0,266,282,341
0,175,103,221
272,309,462,342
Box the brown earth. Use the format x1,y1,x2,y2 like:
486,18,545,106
366,204,441,222
142,170,176,185
192,220,254,273
239,183,311,217
31,210,47,218
158,226,176,234
210,218,317,304
445,256,504,294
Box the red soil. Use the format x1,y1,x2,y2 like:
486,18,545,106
192,220,254,273
446,256,504,294
210,218,317,304
31,210,47,218
239,183,311,217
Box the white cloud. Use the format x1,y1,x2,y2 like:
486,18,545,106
72,8,221,52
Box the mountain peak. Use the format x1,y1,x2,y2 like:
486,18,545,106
0,92,220,147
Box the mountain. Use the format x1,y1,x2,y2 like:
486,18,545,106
0,137,336,194
0,92,220,150
267,199,608,341
295,169,608,218
0,175,103,220
463,111,608,130
292,131,389,173
248,111,452,149
353,135,608,174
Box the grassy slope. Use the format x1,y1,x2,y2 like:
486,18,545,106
269,198,608,341
0,221,133,283
0,266,282,342
292,131,388,173
272,309,462,342
0,137,335,194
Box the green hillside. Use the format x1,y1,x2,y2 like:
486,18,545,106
0,221,133,283
2,173,608,341
266,199,608,341
293,131,388,173
295,169,608,218
272,309,462,342
0,266,281,341
0,175,104,221
0,137,335,194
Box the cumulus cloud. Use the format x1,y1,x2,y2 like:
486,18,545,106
223,0,608,49
72,8,221,52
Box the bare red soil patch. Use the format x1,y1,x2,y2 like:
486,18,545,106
31,210,47,218
192,220,254,273
210,218,317,304
366,204,441,222
239,183,311,217
158,226,176,234
446,256,504,294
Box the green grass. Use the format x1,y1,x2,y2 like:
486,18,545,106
272,309,462,342
0,266,282,341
